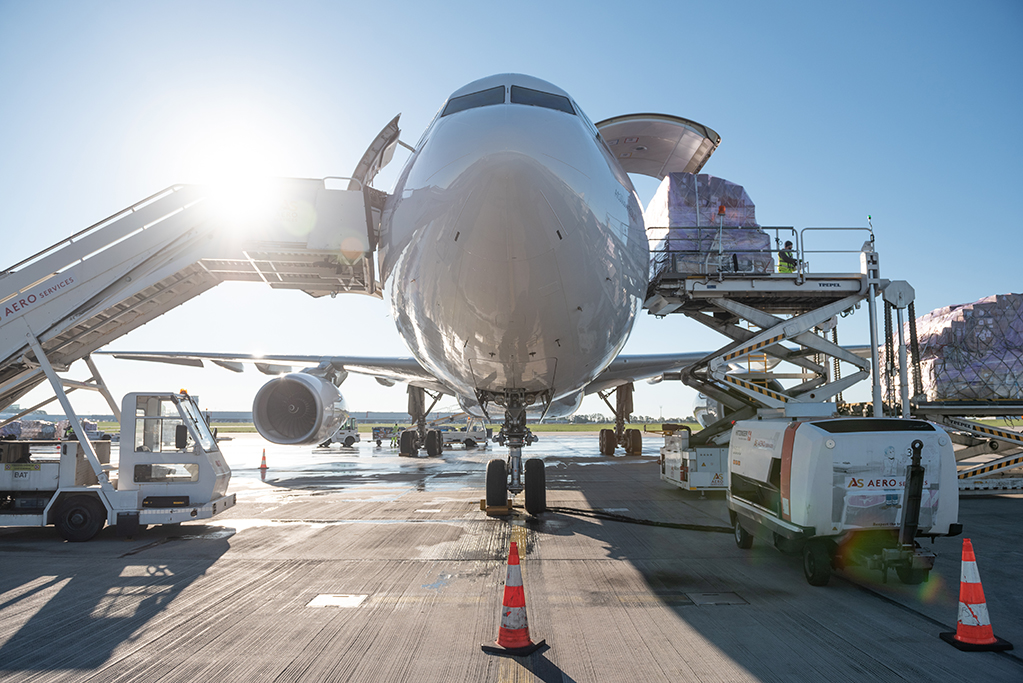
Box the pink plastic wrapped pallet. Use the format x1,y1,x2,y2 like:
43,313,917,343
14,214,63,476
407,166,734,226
645,173,773,276
882,293,1023,401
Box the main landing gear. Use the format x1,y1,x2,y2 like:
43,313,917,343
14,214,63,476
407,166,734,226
597,382,643,456
398,386,445,457
484,391,546,515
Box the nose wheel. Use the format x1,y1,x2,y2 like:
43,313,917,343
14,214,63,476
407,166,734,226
524,458,546,514
484,391,546,515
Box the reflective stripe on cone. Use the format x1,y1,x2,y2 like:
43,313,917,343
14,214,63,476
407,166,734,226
482,541,546,657
940,538,1013,652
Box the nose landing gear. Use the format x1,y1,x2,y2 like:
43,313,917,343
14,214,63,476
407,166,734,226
484,391,547,515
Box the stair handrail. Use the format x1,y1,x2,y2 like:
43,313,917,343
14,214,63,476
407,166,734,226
2,184,189,276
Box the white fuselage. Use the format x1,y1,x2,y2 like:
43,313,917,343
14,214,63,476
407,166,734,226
380,74,647,411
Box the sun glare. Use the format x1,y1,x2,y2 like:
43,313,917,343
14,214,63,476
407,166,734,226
184,112,288,185
179,110,297,237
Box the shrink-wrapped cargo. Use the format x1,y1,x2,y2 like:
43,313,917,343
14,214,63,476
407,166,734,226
882,293,1023,401
18,419,55,439
645,173,774,277
56,418,99,439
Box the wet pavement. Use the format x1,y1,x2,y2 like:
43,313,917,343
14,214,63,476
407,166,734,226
1,432,1021,681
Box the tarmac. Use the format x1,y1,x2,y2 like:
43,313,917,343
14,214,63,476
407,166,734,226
0,432,1020,682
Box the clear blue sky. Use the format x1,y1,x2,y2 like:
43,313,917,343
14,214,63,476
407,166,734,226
2,1,1020,418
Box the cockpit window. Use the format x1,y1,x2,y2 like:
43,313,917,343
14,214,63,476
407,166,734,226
441,86,506,117
510,86,575,115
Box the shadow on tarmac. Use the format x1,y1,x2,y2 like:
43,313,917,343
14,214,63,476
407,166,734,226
526,452,1023,681
0,524,230,673
493,643,579,683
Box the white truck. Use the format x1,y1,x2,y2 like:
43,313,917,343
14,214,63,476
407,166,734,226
0,390,234,541
727,416,961,586
318,416,361,448
441,417,488,449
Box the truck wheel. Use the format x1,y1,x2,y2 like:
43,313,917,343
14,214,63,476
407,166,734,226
734,519,753,549
464,439,476,449
55,495,106,542
802,540,832,586
376,439,382,447
425,430,442,457
896,566,929,585
524,458,546,515
344,436,355,447
486,459,507,508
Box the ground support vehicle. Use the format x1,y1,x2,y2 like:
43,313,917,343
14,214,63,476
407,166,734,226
441,417,489,449
318,416,361,448
727,416,961,586
658,425,728,492
0,390,234,541
371,426,401,447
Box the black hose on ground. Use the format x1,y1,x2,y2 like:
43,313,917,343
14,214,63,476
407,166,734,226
545,506,732,533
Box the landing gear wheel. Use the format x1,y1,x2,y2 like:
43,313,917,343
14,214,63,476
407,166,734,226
599,428,616,456
524,458,546,515
802,540,832,586
55,495,106,542
343,436,355,447
425,429,442,457
734,519,753,549
625,428,642,455
485,459,507,508
896,566,929,585
399,430,418,457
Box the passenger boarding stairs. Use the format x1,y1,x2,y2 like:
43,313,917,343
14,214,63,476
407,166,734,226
645,227,890,444
0,178,383,415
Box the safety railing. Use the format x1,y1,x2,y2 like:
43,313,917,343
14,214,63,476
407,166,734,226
797,227,875,275
1,185,189,276
647,225,874,279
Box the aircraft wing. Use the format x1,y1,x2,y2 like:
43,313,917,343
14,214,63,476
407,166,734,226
584,352,709,395
96,350,448,393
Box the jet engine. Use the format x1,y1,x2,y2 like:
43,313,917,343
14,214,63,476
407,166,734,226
252,373,348,445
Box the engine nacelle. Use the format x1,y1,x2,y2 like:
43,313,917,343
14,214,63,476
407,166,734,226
253,373,348,445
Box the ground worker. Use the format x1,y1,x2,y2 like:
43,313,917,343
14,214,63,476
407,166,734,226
778,240,797,273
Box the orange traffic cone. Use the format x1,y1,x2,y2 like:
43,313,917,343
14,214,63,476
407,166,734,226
481,541,546,657
258,449,268,470
940,538,1012,651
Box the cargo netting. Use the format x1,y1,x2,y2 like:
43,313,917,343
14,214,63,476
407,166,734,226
882,293,1023,401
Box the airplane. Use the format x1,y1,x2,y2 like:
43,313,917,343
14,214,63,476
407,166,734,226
103,73,722,514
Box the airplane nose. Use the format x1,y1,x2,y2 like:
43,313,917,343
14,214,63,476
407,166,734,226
385,103,643,399
429,143,581,395
452,151,569,261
